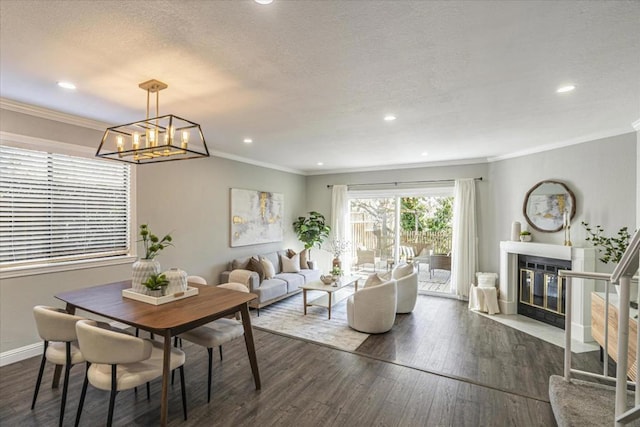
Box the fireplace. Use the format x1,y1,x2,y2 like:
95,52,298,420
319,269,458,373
518,255,571,329
499,241,596,343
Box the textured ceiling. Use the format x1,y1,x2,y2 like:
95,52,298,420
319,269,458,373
1,0,639,174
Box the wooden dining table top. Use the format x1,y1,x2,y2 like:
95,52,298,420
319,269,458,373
55,280,257,334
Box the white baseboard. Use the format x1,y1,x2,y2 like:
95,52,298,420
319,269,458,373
0,342,41,367
1,321,131,367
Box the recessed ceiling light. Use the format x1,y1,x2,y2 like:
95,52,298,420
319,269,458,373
254,0,273,4
57,81,76,90
317,162,324,166
556,85,576,93
421,152,428,156
243,138,253,144
384,115,396,121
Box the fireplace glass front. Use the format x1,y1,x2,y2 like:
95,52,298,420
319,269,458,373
518,255,571,329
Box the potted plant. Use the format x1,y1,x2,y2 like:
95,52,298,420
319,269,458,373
519,230,532,242
582,222,631,264
330,266,343,278
582,222,636,303
328,239,351,269
132,224,173,293
143,273,169,297
292,211,331,257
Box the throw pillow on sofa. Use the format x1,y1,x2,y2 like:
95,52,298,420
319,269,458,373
248,257,265,282
232,257,251,270
287,248,309,270
260,256,276,279
281,253,301,273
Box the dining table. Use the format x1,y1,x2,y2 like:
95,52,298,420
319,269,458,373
55,280,260,426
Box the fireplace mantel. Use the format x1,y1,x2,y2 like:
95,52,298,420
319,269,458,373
499,241,596,343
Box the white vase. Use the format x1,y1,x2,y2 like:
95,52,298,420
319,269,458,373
520,235,532,242
164,268,188,295
132,258,161,293
511,221,521,241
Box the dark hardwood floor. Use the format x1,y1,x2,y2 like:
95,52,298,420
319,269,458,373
1,295,603,426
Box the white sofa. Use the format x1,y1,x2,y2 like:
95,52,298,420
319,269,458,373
347,279,397,334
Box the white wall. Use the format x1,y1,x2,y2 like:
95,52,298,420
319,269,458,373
487,132,637,274
135,155,307,284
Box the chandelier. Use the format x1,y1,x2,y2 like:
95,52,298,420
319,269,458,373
96,79,209,164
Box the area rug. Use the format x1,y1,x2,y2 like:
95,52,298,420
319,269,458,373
250,290,369,351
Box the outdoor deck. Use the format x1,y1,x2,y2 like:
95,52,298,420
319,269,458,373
352,261,451,294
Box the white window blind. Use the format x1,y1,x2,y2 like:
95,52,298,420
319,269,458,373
0,145,131,267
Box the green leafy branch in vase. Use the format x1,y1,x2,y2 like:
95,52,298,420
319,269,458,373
139,224,173,260
581,222,631,264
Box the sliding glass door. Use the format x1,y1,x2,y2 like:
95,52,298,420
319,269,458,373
349,188,454,296
350,197,397,272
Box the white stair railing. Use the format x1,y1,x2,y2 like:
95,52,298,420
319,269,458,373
559,228,640,426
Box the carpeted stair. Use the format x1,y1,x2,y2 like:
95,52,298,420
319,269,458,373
549,375,640,426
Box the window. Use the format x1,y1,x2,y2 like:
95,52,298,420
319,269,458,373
0,144,131,268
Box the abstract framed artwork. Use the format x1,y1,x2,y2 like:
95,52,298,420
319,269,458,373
230,188,284,247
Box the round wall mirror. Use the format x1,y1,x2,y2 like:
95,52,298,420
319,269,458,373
523,180,576,232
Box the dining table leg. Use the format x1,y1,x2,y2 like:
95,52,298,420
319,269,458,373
160,330,172,427
240,303,261,390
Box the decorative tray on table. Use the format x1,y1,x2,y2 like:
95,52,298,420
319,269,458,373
122,286,199,305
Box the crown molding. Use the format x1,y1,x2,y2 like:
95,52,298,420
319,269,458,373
0,97,110,131
632,118,640,131
488,128,635,162
210,150,305,175
305,157,488,176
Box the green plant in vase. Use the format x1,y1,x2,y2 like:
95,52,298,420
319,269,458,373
292,211,331,257
132,224,174,293
330,266,343,277
139,224,173,260
581,222,631,264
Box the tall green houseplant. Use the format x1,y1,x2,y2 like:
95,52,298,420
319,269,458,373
293,211,331,254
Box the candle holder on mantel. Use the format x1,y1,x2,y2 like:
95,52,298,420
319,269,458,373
563,211,572,246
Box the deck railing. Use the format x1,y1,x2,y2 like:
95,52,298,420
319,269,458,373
559,229,640,426
350,227,452,257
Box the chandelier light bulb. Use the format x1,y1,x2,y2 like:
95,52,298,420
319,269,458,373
181,130,190,149
132,132,140,150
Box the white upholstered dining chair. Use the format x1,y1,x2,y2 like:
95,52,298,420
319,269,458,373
74,319,187,426
31,305,87,427
176,276,250,403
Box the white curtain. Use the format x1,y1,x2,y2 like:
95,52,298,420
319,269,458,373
450,178,478,299
331,185,350,273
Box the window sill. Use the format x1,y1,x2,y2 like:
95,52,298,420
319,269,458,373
0,256,137,280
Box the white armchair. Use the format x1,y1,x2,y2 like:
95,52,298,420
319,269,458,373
393,262,418,313
347,279,397,333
